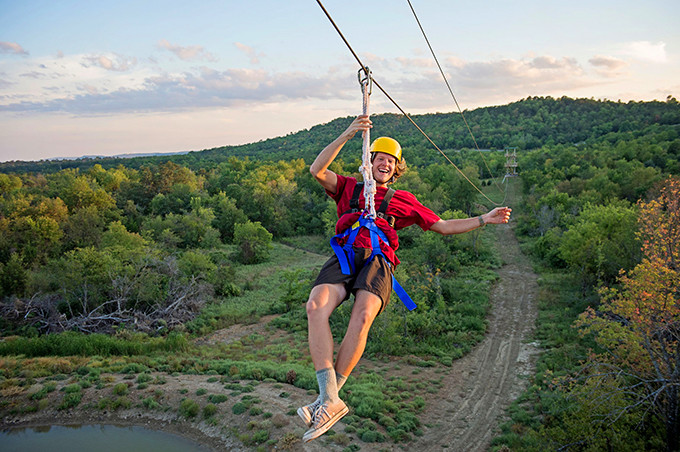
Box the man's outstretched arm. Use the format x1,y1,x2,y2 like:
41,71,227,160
429,207,512,236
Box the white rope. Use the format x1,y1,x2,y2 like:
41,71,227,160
358,71,376,218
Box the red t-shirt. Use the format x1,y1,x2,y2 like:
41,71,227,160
328,175,441,266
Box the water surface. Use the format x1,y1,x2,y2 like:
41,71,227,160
0,424,213,452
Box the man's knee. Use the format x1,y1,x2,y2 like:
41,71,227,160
306,284,344,318
350,292,382,330
306,295,325,318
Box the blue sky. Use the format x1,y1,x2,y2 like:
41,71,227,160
1,0,678,162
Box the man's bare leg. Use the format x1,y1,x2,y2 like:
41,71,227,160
334,289,383,378
302,283,350,442
306,283,346,371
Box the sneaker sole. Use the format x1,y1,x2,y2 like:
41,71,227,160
302,405,349,443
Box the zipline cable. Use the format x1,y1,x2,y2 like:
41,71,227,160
315,0,502,207
406,0,507,198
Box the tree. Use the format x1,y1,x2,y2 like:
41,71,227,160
233,221,273,264
211,191,247,243
575,177,680,451
61,205,107,250
0,253,26,298
559,202,640,285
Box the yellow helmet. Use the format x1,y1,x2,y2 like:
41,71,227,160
370,137,402,162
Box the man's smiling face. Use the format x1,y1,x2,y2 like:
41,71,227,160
372,152,396,185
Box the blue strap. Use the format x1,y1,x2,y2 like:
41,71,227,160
330,227,354,274
329,213,417,311
392,275,417,311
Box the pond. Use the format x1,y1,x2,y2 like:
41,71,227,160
0,424,213,452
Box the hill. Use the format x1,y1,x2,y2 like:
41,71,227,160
2,96,679,174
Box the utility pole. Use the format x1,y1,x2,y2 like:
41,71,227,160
504,146,518,177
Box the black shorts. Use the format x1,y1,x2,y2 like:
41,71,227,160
313,247,394,314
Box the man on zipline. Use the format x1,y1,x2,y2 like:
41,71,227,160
299,115,512,442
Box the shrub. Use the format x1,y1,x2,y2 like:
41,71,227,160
360,430,380,442
112,383,129,396
233,221,272,264
111,396,131,410
232,402,247,415
0,331,187,357
179,398,200,418
178,250,217,280
62,383,81,394
207,393,228,404
97,397,112,410
58,392,82,410
136,373,152,384
30,387,49,400
203,403,218,418
142,397,161,410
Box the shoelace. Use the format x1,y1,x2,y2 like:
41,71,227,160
307,398,321,418
312,404,331,427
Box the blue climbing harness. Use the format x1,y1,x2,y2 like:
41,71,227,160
329,185,416,311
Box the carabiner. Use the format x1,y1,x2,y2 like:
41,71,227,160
358,66,372,96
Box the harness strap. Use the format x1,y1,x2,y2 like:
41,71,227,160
378,187,395,213
342,182,396,228
329,215,416,311
376,188,396,228
348,183,364,212
392,276,417,311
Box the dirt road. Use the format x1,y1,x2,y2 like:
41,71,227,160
414,221,540,451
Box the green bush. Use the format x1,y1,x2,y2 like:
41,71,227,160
112,383,129,396
142,397,161,410
207,393,228,404
58,392,82,410
232,402,247,415
112,396,131,410
233,221,273,264
62,384,81,394
0,331,187,357
178,250,217,280
179,398,200,418
203,403,218,418
136,373,152,383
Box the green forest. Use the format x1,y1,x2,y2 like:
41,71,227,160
1,95,679,451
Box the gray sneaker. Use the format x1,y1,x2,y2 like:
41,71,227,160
297,396,321,427
302,399,349,443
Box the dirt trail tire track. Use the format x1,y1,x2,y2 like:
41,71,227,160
416,222,540,451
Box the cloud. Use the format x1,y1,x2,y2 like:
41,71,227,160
395,56,434,69
234,42,263,65
82,53,137,72
528,56,579,70
589,55,627,70
0,50,627,118
0,66,350,114
449,56,585,90
589,55,628,78
157,39,216,62
369,54,599,111
0,42,28,56
624,41,667,63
